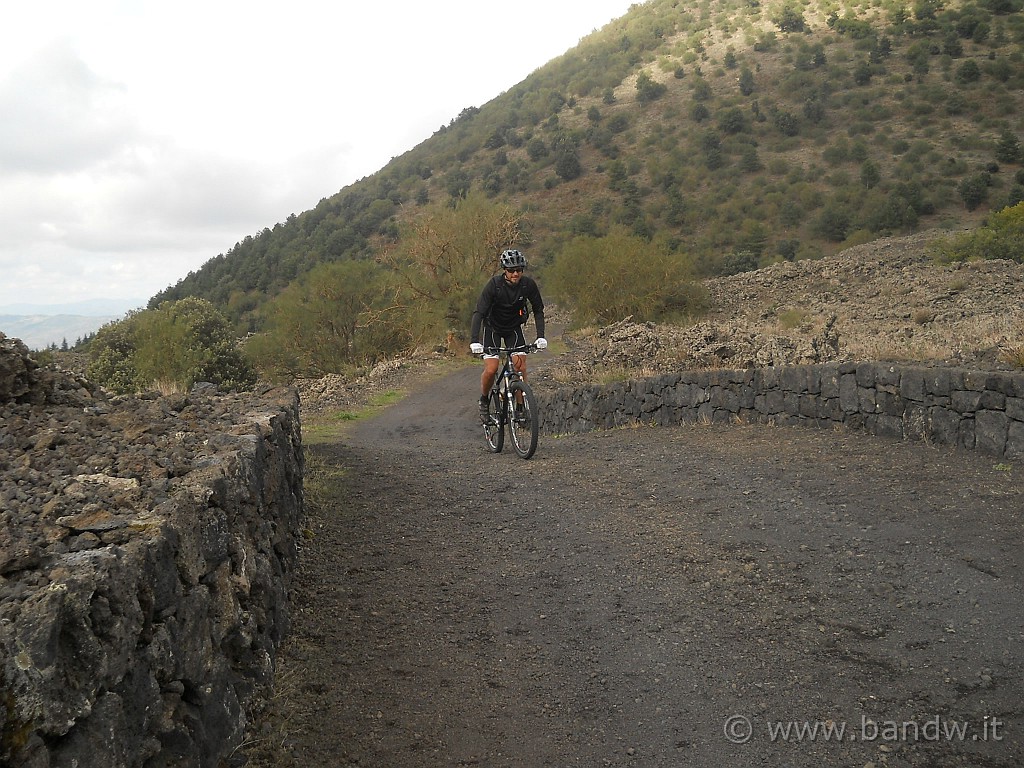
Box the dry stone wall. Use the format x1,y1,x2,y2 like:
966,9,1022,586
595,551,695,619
538,361,1024,460
0,334,304,767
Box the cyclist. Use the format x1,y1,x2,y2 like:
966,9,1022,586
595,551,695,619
470,249,547,421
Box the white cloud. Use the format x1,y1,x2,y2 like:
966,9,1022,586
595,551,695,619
0,0,639,308
0,42,138,174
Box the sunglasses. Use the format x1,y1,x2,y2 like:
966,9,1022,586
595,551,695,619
505,267,524,273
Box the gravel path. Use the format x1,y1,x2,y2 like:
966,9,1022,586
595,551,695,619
245,362,1023,768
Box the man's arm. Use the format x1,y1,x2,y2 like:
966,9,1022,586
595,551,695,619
528,280,545,339
470,280,494,344
470,310,484,345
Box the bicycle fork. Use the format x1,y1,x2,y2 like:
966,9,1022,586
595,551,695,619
501,372,524,409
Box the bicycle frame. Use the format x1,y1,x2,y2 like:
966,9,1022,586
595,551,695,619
485,343,534,404
479,344,540,459
490,345,528,389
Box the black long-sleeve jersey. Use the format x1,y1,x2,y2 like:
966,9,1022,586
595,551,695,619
470,273,545,343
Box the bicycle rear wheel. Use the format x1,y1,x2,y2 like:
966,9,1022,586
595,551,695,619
507,381,539,459
483,389,504,453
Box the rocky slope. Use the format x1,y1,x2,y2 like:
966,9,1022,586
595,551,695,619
1,333,305,767
537,231,1023,388
1,334,261,579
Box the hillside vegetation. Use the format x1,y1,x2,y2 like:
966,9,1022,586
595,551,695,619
145,0,1023,376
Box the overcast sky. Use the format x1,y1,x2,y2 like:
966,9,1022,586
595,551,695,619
0,0,638,310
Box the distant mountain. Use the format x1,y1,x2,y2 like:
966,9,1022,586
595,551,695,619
0,314,122,351
0,299,142,351
0,298,144,316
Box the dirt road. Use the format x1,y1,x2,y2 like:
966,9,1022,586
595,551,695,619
246,363,1023,768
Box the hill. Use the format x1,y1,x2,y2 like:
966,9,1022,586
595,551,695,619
149,0,1022,356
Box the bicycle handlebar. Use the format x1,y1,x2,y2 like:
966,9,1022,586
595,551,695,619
470,343,541,358
483,343,538,355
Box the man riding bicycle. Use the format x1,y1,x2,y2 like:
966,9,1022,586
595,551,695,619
470,249,547,421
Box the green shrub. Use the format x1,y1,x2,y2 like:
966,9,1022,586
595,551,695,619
526,138,548,161
548,227,706,325
995,129,1021,164
381,191,525,346
814,202,853,241
87,312,144,394
692,78,713,101
245,260,400,379
861,159,881,188
718,107,747,134
606,113,630,133
775,8,806,32
87,299,255,394
930,201,1024,263
955,59,982,83
719,250,761,275
636,71,668,103
958,172,991,210
555,151,583,181
739,67,756,95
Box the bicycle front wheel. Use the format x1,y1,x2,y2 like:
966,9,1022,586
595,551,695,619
483,389,504,453
507,381,539,459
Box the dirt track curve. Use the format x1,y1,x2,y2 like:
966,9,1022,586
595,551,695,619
245,360,1024,768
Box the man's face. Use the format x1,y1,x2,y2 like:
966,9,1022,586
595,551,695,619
504,266,523,285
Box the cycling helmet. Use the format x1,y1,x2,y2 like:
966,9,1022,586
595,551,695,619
500,249,527,270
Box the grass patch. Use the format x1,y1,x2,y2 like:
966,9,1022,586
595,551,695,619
776,308,808,330
302,450,350,511
1000,345,1024,370
304,388,406,445
540,336,569,356
368,389,405,408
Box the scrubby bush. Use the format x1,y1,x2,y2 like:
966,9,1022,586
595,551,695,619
955,58,981,83
718,250,761,276
930,201,1024,263
606,113,630,134
87,312,144,394
814,202,853,241
555,151,583,181
382,191,525,346
548,227,706,325
995,129,1021,164
245,260,401,379
87,298,255,394
636,71,668,103
135,298,255,392
739,68,756,95
958,172,991,210
718,107,747,134
774,7,806,32
526,138,549,161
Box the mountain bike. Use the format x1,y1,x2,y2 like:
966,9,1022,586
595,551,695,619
478,344,540,459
